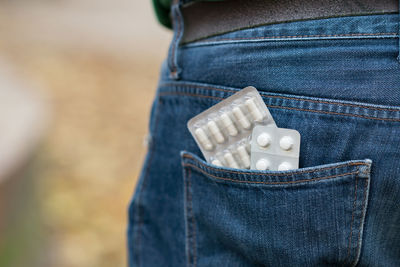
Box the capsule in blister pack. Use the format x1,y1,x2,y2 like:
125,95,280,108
250,125,301,171
187,86,275,167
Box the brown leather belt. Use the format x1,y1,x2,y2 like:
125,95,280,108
181,0,398,44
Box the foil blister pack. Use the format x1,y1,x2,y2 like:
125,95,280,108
187,86,276,168
187,86,301,170
250,126,300,171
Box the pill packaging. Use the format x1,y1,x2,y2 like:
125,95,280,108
187,86,276,169
250,126,300,171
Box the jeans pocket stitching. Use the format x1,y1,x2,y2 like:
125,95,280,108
344,171,360,266
183,153,366,177
353,177,370,267
184,167,198,267
185,162,360,185
344,171,370,267
182,155,372,265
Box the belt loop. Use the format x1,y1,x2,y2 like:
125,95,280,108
168,0,184,80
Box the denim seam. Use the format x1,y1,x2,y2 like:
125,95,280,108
343,171,370,267
183,167,190,266
269,105,400,122
183,154,366,176
186,32,398,46
184,163,359,185
132,95,162,267
159,83,400,112
159,92,400,122
397,2,400,62
344,171,359,266
351,178,370,267
185,168,197,267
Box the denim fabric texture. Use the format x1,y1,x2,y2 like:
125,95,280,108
128,7,400,267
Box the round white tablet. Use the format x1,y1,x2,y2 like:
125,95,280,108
255,158,270,171
278,162,292,171
256,133,271,148
279,136,294,151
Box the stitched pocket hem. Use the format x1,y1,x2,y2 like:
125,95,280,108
182,151,371,266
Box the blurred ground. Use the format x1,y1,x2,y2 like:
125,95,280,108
0,0,170,266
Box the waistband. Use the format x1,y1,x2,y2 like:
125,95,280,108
167,0,400,81
181,0,398,44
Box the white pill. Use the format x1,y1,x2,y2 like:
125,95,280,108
220,113,238,136
279,136,294,151
207,120,225,144
245,97,264,122
224,152,239,169
257,133,271,148
212,159,223,167
232,106,251,130
278,162,292,171
237,145,250,168
255,158,270,171
194,128,213,151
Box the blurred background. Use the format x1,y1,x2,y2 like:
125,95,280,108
0,1,171,266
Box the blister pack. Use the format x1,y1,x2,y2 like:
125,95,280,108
187,86,276,168
250,126,300,171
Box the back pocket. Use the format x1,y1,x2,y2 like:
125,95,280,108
181,151,371,267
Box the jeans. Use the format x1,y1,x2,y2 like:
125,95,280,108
128,5,400,266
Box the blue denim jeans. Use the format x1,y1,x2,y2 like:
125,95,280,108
128,6,400,267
